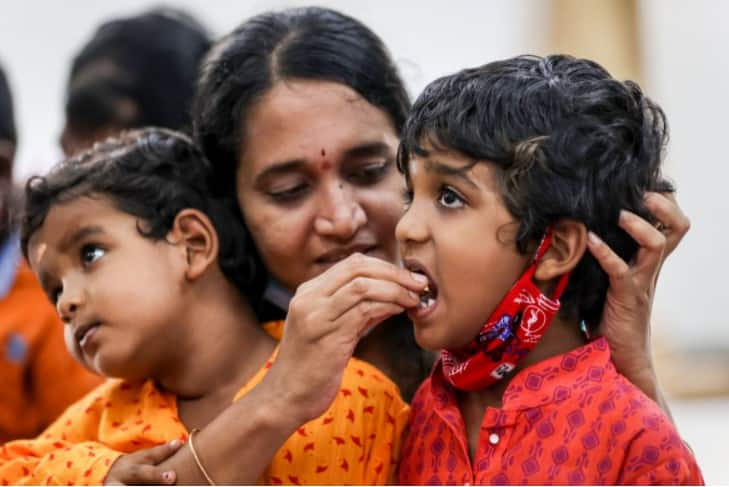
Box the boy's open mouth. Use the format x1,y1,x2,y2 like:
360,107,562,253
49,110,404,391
403,259,439,310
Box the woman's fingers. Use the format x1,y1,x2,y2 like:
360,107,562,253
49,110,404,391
327,276,420,320
343,301,406,338
618,210,665,278
302,253,428,297
644,191,690,256
587,231,629,281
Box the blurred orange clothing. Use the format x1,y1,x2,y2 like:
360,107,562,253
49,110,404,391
0,326,410,485
0,257,102,442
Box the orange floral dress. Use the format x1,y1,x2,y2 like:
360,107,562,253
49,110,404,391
0,323,409,485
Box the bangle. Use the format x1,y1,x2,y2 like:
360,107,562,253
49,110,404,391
188,428,216,485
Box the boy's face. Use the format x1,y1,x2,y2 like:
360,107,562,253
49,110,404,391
396,147,531,351
28,195,188,379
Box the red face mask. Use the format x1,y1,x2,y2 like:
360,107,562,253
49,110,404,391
441,231,570,391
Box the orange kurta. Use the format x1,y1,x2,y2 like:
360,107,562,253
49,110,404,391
0,260,102,442
0,340,410,485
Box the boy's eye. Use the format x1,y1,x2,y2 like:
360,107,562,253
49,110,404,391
81,244,105,265
348,161,391,186
437,186,466,209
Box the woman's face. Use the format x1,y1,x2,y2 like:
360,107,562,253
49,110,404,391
236,80,403,292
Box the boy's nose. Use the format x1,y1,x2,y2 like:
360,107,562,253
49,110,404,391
395,202,429,246
314,182,367,240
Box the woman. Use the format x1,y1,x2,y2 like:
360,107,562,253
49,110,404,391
122,7,689,483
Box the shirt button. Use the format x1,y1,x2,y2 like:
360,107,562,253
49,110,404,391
489,433,500,445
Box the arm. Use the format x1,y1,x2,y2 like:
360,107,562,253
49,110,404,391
156,254,425,484
589,192,690,421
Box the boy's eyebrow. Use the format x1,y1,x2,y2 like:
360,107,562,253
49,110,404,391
59,225,105,253
424,159,478,188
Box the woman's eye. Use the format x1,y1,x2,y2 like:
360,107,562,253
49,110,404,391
81,245,105,265
349,161,390,185
267,183,309,202
437,186,465,209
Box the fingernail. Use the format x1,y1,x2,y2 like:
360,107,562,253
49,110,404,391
587,231,602,245
411,272,428,284
408,290,418,300
168,439,181,448
163,471,174,482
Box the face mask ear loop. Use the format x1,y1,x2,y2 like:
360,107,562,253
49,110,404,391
532,228,571,301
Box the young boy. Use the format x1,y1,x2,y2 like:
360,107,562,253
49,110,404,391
395,55,703,484
0,128,409,484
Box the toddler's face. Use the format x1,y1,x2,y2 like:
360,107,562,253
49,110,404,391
396,147,530,351
28,195,187,379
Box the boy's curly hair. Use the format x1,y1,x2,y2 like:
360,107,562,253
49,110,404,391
398,55,672,326
20,128,266,302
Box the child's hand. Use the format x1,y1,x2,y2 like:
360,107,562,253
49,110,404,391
268,253,426,424
104,439,182,485
587,192,689,401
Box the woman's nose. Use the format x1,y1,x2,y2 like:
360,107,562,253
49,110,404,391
314,182,367,240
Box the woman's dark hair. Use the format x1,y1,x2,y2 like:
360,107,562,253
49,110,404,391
0,63,16,143
20,128,265,301
398,55,672,326
192,6,410,196
66,8,211,135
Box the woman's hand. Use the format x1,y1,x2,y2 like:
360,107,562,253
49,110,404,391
265,253,426,425
104,440,181,485
587,192,689,410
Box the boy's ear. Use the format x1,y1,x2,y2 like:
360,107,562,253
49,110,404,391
533,219,587,282
168,209,219,281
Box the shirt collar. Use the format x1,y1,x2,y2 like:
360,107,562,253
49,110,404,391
431,337,614,411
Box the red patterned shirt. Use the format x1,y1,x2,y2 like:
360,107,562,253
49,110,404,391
399,337,703,485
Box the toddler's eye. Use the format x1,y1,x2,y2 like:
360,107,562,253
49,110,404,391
81,245,105,265
437,186,465,209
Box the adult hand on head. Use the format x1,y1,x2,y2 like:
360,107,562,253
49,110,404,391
104,440,182,485
587,192,689,417
263,253,426,425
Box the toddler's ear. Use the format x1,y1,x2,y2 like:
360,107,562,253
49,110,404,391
169,209,219,281
534,219,587,282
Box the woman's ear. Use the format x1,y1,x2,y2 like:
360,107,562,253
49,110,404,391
168,209,219,282
534,219,587,282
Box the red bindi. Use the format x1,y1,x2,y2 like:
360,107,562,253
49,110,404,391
320,148,331,170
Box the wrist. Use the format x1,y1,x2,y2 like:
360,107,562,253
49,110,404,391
251,369,312,434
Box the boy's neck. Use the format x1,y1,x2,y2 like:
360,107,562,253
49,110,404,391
457,314,585,411
155,270,276,402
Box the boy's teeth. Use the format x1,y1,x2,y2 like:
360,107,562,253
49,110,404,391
418,297,435,309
